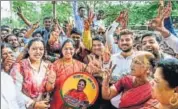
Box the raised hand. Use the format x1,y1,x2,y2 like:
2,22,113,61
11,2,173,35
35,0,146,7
116,10,128,29
17,7,22,16
46,66,56,84
84,8,95,30
148,17,163,31
149,0,172,31
3,56,16,72
158,0,164,17
102,62,116,83
48,31,58,45
102,43,111,64
53,18,59,25
66,22,73,35
87,55,103,73
32,21,39,29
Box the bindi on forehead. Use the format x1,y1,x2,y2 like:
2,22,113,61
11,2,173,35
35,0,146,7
64,45,74,48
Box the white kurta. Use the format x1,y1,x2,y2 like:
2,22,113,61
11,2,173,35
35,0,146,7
1,71,26,109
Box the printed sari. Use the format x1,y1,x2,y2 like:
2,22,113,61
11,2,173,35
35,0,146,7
114,76,152,109
50,59,86,109
10,58,51,100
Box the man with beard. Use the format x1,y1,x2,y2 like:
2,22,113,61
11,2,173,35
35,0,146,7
5,34,24,58
71,28,91,62
101,29,137,109
143,1,178,59
141,33,173,62
110,29,136,82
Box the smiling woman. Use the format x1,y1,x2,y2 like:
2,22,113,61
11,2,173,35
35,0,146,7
102,51,156,109
63,79,89,108
143,59,178,109
49,39,103,109
10,38,56,109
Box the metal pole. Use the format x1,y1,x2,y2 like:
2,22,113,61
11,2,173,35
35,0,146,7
52,1,56,19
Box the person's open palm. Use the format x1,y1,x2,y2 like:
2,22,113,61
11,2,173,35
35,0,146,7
149,0,172,31
102,43,111,64
116,10,128,29
84,8,95,30
87,55,102,73
102,62,116,83
17,7,22,16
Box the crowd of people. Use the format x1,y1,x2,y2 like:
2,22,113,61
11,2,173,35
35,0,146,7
1,0,178,109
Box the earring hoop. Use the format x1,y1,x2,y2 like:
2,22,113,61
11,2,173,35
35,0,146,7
169,96,178,106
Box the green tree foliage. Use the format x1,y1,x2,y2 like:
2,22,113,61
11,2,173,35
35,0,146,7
12,1,40,27
40,1,72,23
2,1,177,29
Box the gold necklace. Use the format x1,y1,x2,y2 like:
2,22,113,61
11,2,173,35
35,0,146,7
62,59,75,74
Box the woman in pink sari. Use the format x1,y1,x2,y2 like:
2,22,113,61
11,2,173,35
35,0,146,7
10,38,56,109
102,51,156,109
50,39,101,109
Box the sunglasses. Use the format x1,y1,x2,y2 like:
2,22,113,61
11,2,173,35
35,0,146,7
97,32,105,35
72,36,80,39
44,21,51,23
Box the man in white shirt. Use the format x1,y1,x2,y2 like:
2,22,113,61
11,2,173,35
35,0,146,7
141,32,173,61
93,10,105,31
108,29,136,108
1,71,27,109
110,29,135,82
1,56,33,109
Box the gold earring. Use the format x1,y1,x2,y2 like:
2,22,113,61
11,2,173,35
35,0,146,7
169,95,178,106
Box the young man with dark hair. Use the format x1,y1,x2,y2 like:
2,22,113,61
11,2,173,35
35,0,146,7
146,2,178,58
12,28,20,35
16,8,52,45
83,36,105,64
141,32,172,59
5,34,24,58
1,28,10,42
70,28,91,62
110,29,136,82
34,17,52,45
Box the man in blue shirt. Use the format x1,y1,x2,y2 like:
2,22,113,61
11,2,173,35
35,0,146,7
73,0,86,34
35,17,52,45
